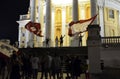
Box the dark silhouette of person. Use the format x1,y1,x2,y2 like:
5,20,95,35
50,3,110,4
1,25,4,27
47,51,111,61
40,52,52,79
46,38,50,47
70,56,76,79
51,53,61,79
0,57,7,79
60,35,65,47
10,52,21,79
65,55,72,79
101,60,104,70
73,56,82,79
20,53,26,79
21,53,32,79
79,33,83,47
55,36,59,47
31,54,39,79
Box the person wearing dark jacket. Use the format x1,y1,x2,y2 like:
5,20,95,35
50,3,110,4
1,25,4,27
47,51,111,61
73,56,82,79
10,52,21,79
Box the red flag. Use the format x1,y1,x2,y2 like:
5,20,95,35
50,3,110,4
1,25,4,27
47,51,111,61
68,14,97,37
25,21,43,37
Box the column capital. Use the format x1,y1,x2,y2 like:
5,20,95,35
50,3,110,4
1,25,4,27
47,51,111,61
98,6,104,9
97,0,105,9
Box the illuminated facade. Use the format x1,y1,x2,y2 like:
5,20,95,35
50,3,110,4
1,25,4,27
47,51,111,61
17,0,120,48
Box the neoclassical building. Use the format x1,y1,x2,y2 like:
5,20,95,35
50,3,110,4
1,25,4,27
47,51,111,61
17,0,120,48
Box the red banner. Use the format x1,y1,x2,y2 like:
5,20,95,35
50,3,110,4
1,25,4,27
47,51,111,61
25,21,43,37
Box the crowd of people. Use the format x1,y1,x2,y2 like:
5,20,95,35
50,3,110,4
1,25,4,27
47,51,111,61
0,51,88,79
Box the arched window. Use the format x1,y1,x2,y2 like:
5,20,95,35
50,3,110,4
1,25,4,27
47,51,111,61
55,9,62,24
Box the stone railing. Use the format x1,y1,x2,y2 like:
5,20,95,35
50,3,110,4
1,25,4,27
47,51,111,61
101,36,120,47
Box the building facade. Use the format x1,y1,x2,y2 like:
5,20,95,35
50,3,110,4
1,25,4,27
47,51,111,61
17,0,120,48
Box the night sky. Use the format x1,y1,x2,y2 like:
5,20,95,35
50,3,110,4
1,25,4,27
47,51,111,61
0,0,29,44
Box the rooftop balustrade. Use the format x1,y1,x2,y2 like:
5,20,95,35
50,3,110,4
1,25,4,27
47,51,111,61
101,36,120,47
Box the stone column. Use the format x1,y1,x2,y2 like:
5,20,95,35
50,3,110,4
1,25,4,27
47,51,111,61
99,7,104,37
72,0,78,21
87,25,102,79
97,0,105,37
62,6,66,46
30,0,36,22
45,0,51,47
37,0,44,47
27,0,36,47
70,0,79,47
90,0,97,24
51,7,55,47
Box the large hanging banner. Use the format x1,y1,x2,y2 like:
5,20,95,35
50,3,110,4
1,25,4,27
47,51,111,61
25,21,43,37
0,42,18,58
68,14,98,37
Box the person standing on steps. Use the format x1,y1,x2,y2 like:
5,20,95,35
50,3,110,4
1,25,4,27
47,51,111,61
60,35,65,47
78,31,86,47
46,37,50,47
55,36,59,47
79,33,83,47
